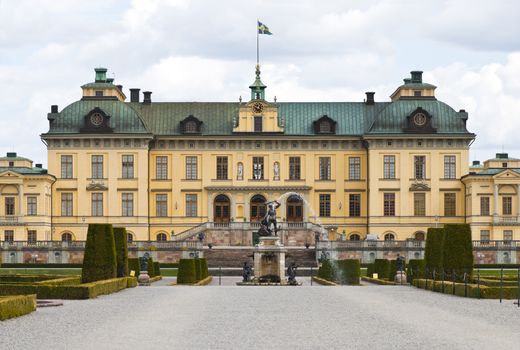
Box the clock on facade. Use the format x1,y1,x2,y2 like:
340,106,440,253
251,102,264,114
90,113,104,127
413,113,427,126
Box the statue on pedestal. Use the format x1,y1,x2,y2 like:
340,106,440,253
242,262,252,282
258,200,280,237
287,262,298,285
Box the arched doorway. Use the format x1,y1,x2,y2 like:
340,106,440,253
214,194,231,224
286,195,303,223
414,231,425,241
384,233,395,241
250,195,266,222
156,233,167,241
349,233,361,241
61,232,73,242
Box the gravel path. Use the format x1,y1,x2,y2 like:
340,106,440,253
1,282,520,349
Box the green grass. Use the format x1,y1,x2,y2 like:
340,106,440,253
160,268,177,277
0,268,82,276
475,269,519,279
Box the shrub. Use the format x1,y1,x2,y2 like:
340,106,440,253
366,263,375,278
194,259,203,281
81,224,117,283
126,277,138,288
442,224,474,282
318,259,335,282
147,257,155,277
177,259,197,284
128,258,140,277
199,258,208,279
374,259,390,279
407,259,425,282
335,259,360,285
0,295,36,321
113,228,129,277
153,262,161,277
425,228,444,272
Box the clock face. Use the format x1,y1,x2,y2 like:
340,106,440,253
90,113,103,127
252,102,264,114
413,113,427,126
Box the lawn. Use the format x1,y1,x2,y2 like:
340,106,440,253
0,267,177,277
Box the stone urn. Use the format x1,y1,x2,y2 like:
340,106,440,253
394,271,407,284
138,271,150,286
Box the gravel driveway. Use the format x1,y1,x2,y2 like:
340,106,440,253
1,279,519,349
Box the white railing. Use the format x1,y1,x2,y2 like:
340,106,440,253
0,216,23,224
493,216,519,224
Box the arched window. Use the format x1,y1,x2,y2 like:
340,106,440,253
286,195,303,223
384,233,395,241
414,231,425,241
214,194,231,223
61,232,73,242
127,233,134,243
349,233,361,241
156,233,167,242
250,195,267,222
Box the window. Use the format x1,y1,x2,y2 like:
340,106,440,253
27,230,37,244
156,194,167,217
252,157,264,180
414,90,422,97
91,155,103,179
503,196,512,215
349,234,361,241
27,197,37,216
383,193,395,216
186,194,198,217
349,194,361,217
504,230,513,241
444,193,456,216
349,157,361,180
61,193,73,216
4,230,14,243
5,197,14,216
122,193,134,217
184,121,198,133
480,197,490,216
186,156,198,180
414,156,426,179
383,155,395,179
319,121,331,133
61,155,73,179
319,194,331,217
384,233,395,241
414,193,426,216
254,116,263,132
91,193,103,216
289,157,301,180
95,90,103,97
157,233,167,242
444,155,456,179
62,232,72,242
122,155,134,179
127,233,134,243
156,156,168,179
480,230,490,242
216,156,228,180
502,162,507,168
319,157,331,180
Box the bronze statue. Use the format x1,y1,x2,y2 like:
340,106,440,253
287,262,298,285
242,262,252,282
259,200,280,237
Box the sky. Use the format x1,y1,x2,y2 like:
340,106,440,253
1,0,520,166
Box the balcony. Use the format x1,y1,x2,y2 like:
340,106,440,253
0,216,24,225
492,216,520,225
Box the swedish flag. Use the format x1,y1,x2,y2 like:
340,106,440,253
258,21,273,35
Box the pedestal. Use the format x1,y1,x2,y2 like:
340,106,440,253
253,236,287,284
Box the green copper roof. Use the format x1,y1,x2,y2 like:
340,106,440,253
81,82,116,89
0,156,30,161
0,167,49,175
45,100,149,134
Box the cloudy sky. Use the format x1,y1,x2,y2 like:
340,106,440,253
1,0,520,165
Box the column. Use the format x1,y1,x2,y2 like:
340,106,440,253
493,184,499,219
18,184,24,218
517,184,520,220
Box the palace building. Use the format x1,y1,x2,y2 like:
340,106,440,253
36,66,476,243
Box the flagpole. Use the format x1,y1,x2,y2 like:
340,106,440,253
256,19,259,65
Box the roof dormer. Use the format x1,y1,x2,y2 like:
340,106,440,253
390,71,436,102
81,68,126,102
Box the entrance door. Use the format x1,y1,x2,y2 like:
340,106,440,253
250,195,266,222
286,195,303,222
214,195,230,223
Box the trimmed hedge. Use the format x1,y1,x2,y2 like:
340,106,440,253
194,259,203,281
374,259,390,280
177,259,197,284
0,275,80,286
153,262,161,277
81,224,117,283
147,257,155,277
475,264,520,269
366,263,375,278
200,258,208,279
0,295,36,321
335,259,361,285
0,277,132,299
317,259,335,282
442,224,473,282
1,263,82,269
362,276,396,285
128,258,140,277
113,227,129,278
407,259,426,283
126,277,138,288
425,228,444,272
413,278,519,299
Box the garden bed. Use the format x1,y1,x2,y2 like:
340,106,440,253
311,276,337,286
361,276,399,285
413,278,519,299
0,295,37,321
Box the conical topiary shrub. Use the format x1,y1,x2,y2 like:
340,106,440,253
113,227,129,277
81,224,117,283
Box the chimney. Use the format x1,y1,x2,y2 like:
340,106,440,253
106,78,114,84
130,88,140,103
143,91,152,104
472,160,480,166
6,152,16,157
94,68,107,82
496,153,508,159
365,92,375,105
51,105,58,113
410,71,423,83
35,164,42,168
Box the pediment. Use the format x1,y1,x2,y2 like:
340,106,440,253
409,182,431,191
403,107,437,134
86,181,108,191
80,107,114,133
0,170,22,178
493,169,520,179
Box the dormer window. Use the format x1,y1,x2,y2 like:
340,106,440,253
180,115,203,134
414,90,422,97
313,115,336,134
95,90,104,97
9,161,14,167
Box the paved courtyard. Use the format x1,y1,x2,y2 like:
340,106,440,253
2,278,520,349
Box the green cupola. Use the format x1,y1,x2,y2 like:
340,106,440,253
249,64,266,100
